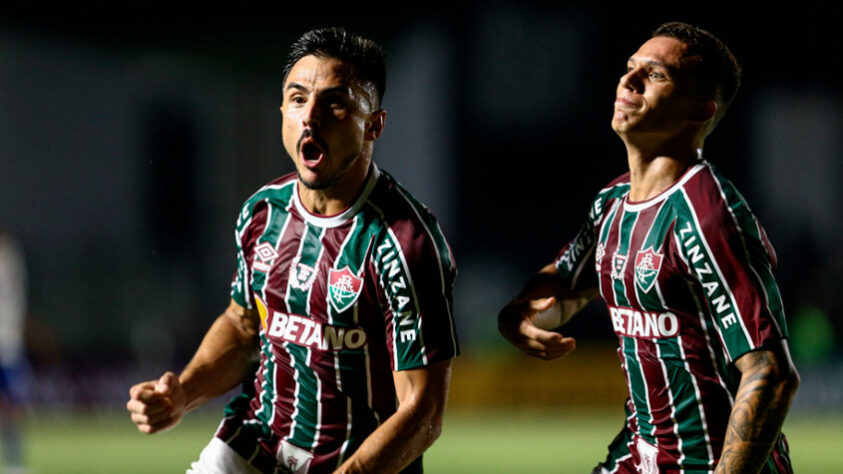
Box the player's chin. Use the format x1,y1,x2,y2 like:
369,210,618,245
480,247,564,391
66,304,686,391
296,170,332,190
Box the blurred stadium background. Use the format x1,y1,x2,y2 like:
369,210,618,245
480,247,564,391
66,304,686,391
0,2,840,472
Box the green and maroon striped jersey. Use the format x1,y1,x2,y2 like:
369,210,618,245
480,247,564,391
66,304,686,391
219,164,458,474
555,161,792,474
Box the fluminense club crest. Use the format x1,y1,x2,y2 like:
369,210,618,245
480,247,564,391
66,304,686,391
328,266,364,313
634,247,664,293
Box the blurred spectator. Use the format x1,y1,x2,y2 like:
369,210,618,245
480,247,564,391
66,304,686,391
0,230,29,473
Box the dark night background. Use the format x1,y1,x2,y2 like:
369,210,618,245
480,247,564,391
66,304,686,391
0,2,839,409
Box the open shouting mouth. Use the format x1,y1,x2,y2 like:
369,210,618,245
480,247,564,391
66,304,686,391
299,133,327,168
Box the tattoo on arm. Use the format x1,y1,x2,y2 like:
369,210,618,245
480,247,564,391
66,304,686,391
715,344,799,473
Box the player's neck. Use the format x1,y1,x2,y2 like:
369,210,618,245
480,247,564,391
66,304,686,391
624,139,701,202
297,159,372,217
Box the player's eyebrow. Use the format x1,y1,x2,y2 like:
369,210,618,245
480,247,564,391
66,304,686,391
628,57,669,67
285,83,353,96
286,83,309,93
319,85,353,96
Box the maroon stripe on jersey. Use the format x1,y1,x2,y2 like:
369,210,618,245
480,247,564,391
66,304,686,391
771,434,794,474
369,180,455,366
623,391,640,438
264,215,306,312
756,220,778,271
266,344,297,438
616,204,682,464
257,213,305,441
235,200,270,308
618,203,658,309
675,304,731,457
599,200,624,301
631,338,681,468
310,225,352,321
684,170,777,350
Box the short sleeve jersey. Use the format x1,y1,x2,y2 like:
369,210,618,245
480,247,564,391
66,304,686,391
555,161,792,473
219,165,459,474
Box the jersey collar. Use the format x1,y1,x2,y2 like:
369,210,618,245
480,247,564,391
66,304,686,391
292,163,381,228
623,161,706,212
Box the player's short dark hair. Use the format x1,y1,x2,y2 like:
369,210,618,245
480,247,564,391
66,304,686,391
283,27,387,109
652,22,741,125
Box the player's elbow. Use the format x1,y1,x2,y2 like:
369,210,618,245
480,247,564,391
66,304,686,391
761,357,800,407
421,410,445,449
779,364,800,402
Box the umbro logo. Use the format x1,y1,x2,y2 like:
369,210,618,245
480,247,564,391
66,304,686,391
253,242,278,273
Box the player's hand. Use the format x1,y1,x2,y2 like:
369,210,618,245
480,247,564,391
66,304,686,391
498,296,576,361
126,372,187,434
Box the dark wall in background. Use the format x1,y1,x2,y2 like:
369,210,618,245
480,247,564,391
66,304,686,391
0,3,839,369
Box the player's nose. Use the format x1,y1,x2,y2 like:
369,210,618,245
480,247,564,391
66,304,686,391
619,68,643,93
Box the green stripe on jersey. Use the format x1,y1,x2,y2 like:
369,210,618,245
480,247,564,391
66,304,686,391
675,193,753,360
328,215,380,463
253,333,278,430
656,338,713,467
632,202,676,312
622,336,655,442
374,230,426,370
715,177,787,338
248,200,293,428
328,215,379,325
286,223,325,448
611,207,637,307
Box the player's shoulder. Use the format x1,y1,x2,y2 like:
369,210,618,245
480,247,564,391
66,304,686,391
235,172,297,230
680,161,747,212
368,169,441,230
241,172,297,210
367,168,455,268
595,171,632,201
250,172,298,203
584,170,631,222
672,161,762,232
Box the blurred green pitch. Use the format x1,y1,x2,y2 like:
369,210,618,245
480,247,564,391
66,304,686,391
14,409,843,473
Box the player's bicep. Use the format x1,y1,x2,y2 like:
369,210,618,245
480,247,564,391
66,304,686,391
392,358,452,411
222,298,261,341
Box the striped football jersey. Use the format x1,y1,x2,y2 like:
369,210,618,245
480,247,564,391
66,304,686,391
555,161,792,473
219,164,459,474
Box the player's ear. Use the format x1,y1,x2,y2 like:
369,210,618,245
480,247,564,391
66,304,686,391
690,100,717,123
366,109,386,141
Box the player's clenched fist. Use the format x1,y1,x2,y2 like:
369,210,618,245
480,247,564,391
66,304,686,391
126,372,187,434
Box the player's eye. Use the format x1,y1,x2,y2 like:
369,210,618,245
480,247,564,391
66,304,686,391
324,96,346,109
648,71,666,80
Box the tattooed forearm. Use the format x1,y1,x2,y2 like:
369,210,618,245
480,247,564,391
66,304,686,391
715,342,799,474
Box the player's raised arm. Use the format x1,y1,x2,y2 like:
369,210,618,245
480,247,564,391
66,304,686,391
498,262,598,360
126,299,260,434
333,358,452,474
715,340,800,473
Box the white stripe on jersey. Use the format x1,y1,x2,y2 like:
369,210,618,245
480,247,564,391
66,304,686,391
622,163,705,212
652,274,687,466
710,175,784,337
283,340,302,445
676,325,716,468
679,189,754,358
306,227,328,318
252,200,294,425
393,185,458,357
366,201,428,368
337,397,353,467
